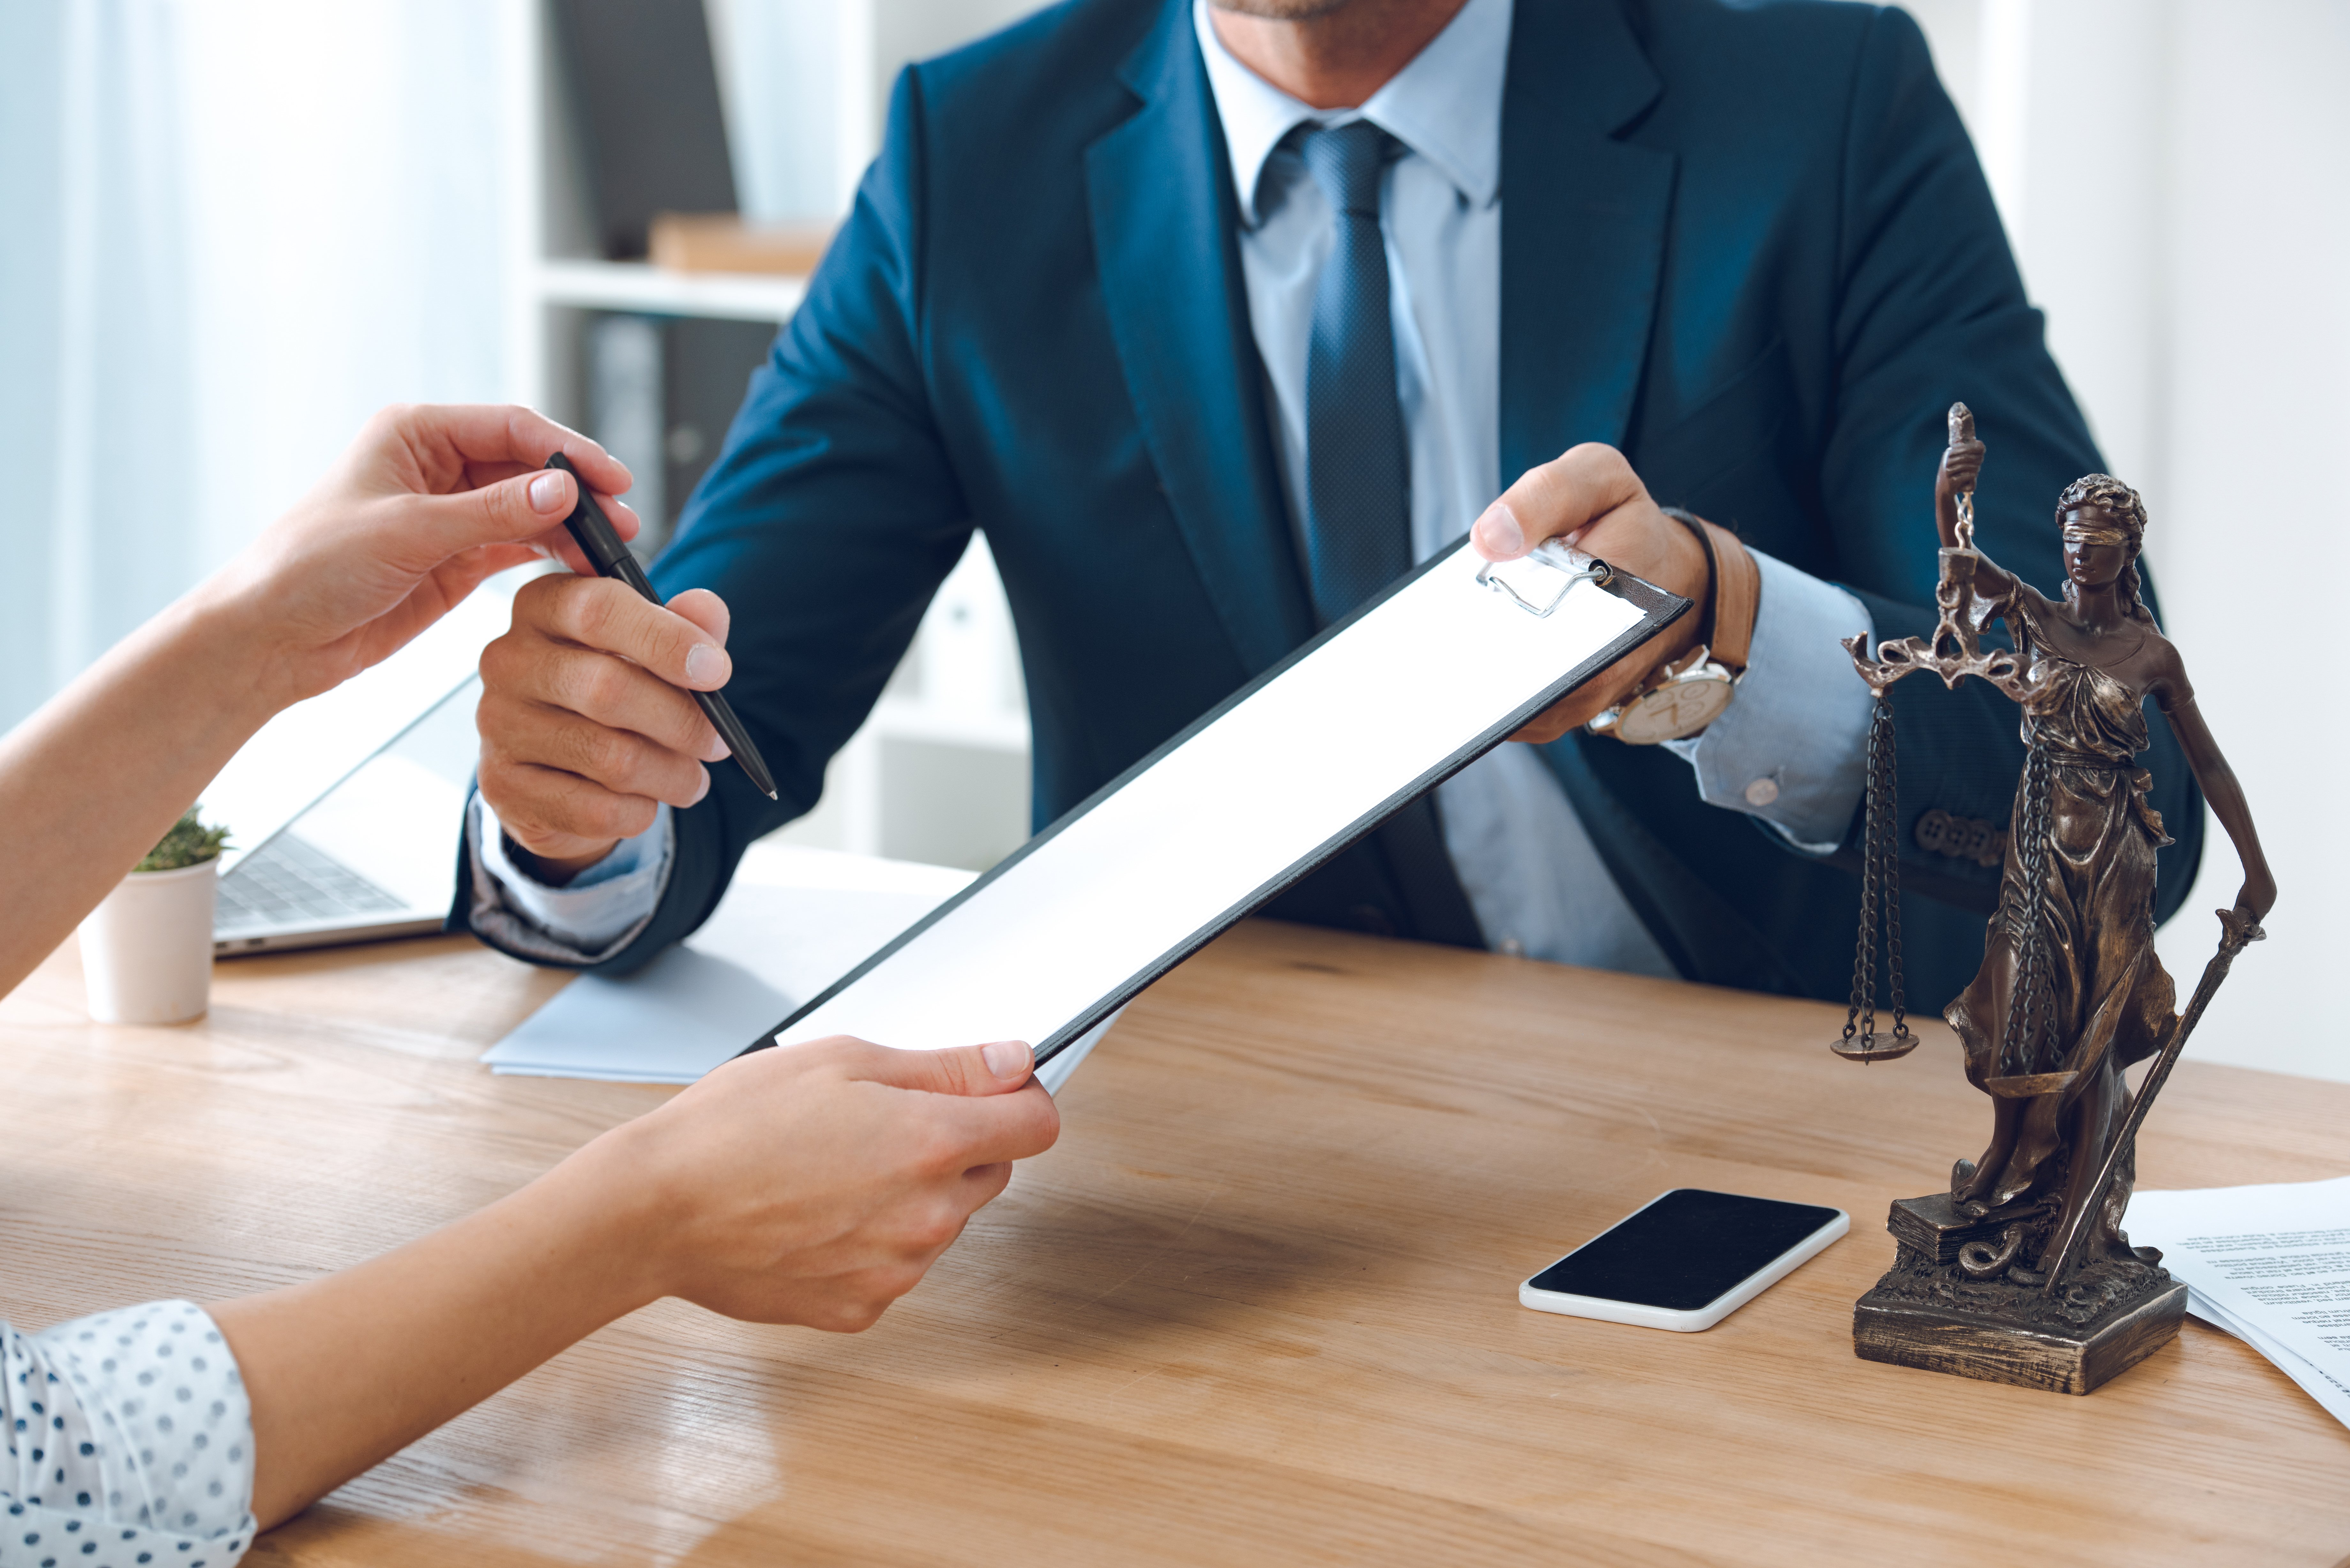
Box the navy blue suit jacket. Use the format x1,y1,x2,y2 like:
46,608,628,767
463,0,2202,1008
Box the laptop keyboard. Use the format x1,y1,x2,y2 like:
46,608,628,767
217,834,406,937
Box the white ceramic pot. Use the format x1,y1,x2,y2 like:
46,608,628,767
78,859,218,1025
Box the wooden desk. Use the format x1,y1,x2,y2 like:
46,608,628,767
2,921,2344,1565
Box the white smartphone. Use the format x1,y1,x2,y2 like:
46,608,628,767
1519,1188,1849,1332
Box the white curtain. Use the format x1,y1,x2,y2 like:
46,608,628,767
0,0,512,730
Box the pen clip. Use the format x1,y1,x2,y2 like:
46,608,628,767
1475,540,1613,618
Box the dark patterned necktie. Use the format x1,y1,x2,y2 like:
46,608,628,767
1299,120,1410,626
1282,120,1483,951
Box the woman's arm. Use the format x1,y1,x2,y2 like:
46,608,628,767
0,404,1064,1549
2157,679,2277,924
0,405,639,995
212,1033,1057,1528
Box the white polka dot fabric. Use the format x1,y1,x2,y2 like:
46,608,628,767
1,1301,255,1567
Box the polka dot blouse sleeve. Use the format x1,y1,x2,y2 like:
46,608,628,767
0,1301,256,1568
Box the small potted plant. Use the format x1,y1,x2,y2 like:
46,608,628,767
78,808,230,1024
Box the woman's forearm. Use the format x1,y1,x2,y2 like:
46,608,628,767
0,589,285,993
209,1131,664,1528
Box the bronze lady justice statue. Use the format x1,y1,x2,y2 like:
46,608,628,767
1840,405,2274,1392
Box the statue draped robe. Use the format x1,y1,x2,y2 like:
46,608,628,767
1946,588,2180,1260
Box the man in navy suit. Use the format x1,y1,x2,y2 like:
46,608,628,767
460,0,2201,1011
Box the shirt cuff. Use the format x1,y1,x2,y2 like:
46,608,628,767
467,796,674,962
1664,548,1874,854
6,1300,258,1558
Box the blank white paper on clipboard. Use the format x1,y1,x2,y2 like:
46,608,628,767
751,539,1686,1073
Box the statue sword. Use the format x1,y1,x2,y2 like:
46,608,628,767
2039,908,2266,1294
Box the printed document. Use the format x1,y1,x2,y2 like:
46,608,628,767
2126,1175,2350,1430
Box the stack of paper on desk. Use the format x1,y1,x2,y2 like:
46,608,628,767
481,843,978,1084
483,841,1119,1090
2126,1175,2350,1429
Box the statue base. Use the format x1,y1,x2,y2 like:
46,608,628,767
1852,1194,2187,1395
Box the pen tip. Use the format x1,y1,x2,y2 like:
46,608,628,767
764,788,779,801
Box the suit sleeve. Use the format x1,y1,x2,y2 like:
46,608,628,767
1804,4,2202,918
459,68,974,975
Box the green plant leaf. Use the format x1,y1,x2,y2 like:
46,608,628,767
137,809,231,873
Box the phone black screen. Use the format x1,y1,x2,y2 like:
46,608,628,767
1527,1189,1841,1311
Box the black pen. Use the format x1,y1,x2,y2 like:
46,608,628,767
543,453,779,802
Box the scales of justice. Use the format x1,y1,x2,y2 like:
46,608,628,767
1829,403,2274,1394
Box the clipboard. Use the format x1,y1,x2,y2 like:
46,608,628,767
743,538,1688,1080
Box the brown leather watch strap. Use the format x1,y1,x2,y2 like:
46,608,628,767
1662,508,1759,672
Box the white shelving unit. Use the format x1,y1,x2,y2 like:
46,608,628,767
499,0,1038,871
534,259,807,321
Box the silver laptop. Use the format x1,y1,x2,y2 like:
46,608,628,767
212,675,482,955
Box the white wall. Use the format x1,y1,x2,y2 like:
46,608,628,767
1909,0,2350,1082
0,0,510,731
710,0,1050,223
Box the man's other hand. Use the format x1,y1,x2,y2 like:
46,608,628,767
476,575,738,880
1468,444,1708,743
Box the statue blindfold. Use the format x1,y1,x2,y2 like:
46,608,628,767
2060,516,2138,550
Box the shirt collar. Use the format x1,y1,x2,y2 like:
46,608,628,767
1192,0,1510,228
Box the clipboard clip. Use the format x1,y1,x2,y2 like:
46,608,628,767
1474,540,1613,618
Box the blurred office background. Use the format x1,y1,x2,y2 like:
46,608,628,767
0,0,2342,1078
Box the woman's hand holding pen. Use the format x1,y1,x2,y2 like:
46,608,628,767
0,403,637,995
198,403,641,713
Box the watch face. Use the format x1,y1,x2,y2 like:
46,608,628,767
1615,673,1735,744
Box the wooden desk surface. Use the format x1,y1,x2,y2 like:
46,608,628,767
1,921,2344,1566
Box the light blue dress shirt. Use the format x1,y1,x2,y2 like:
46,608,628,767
475,0,1877,976
1194,0,1873,970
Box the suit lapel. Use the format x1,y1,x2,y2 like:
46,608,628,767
1081,0,1674,666
1499,0,1677,483
1086,0,1312,676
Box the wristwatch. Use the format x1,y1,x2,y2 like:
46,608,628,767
1586,508,1759,745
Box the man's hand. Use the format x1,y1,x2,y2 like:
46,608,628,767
595,1035,1063,1331
476,576,738,879
1468,444,1708,742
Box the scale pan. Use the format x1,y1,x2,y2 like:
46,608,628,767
1832,1032,1919,1062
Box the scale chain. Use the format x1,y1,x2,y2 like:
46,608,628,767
1841,697,1910,1056
1880,703,1906,1040
1996,736,2055,1077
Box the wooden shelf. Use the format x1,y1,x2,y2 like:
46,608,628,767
534,259,806,322
510,0,1039,873
868,698,1031,754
